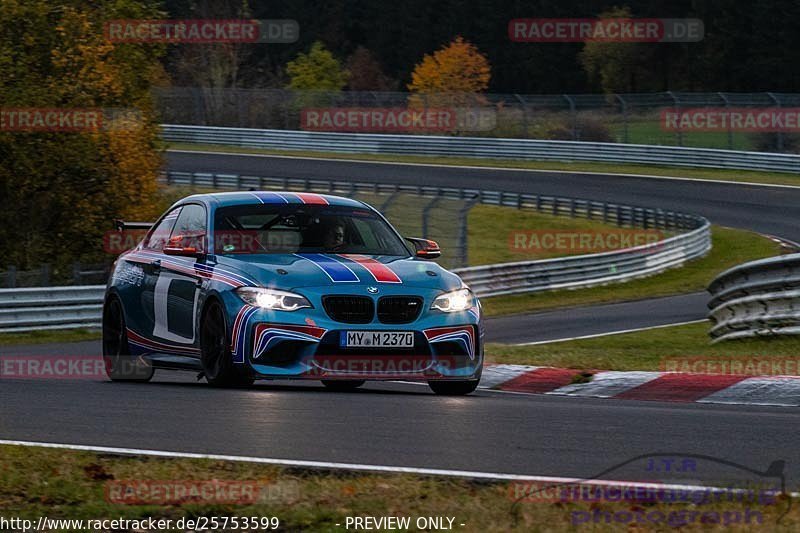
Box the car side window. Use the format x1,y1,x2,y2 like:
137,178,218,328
351,218,378,249
143,207,182,251
169,203,207,252
171,204,207,236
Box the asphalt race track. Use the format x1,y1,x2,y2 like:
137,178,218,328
1,358,799,485
484,292,708,344
3,151,800,485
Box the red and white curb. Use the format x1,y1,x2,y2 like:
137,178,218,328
480,364,800,406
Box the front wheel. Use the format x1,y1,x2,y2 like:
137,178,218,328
428,379,479,396
200,301,254,388
102,296,153,382
321,380,365,391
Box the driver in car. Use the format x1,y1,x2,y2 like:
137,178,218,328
322,219,346,251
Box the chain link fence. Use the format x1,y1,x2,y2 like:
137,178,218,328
154,88,800,153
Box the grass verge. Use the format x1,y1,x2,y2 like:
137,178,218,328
0,328,100,347
168,142,800,188
1,445,796,532
480,226,779,317
466,204,675,266
487,322,800,372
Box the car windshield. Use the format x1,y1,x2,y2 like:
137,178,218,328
213,203,410,256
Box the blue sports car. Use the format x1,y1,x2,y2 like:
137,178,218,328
103,191,483,395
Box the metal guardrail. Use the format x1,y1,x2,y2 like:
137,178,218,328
156,88,800,151
0,175,710,332
458,227,709,298
0,285,105,333
162,124,800,173
707,254,800,342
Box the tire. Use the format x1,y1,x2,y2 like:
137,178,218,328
428,379,480,396
102,296,154,382
321,380,366,391
200,301,254,388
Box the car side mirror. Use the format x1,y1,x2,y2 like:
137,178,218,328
164,233,206,257
406,237,441,259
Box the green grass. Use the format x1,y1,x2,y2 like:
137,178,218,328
0,328,100,346
481,226,779,317
168,142,800,187
487,322,800,373
468,204,674,266
2,444,797,532
608,118,757,151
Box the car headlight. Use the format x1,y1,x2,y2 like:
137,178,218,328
235,287,312,311
431,288,474,313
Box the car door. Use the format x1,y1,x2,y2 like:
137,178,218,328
153,203,207,346
128,206,182,343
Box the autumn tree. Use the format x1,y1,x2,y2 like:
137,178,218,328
346,46,394,91
580,6,650,94
407,36,491,106
167,0,254,125
286,41,348,91
0,0,164,275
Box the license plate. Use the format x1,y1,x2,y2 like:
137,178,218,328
341,331,415,348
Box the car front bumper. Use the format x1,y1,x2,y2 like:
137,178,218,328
224,298,483,381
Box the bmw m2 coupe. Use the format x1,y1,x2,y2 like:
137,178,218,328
103,191,483,395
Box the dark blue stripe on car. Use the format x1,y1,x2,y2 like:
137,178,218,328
295,253,360,282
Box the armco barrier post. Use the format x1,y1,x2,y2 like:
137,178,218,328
615,94,629,144
767,92,784,152
422,195,443,239
456,197,479,268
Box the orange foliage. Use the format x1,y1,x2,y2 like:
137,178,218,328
407,36,491,107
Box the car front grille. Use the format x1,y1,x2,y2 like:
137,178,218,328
377,296,423,324
322,295,375,324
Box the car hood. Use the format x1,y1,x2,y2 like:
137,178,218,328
213,253,464,291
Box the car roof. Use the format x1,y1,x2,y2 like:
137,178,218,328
180,191,368,209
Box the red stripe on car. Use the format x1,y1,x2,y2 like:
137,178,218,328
293,192,329,205
339,254,402,283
